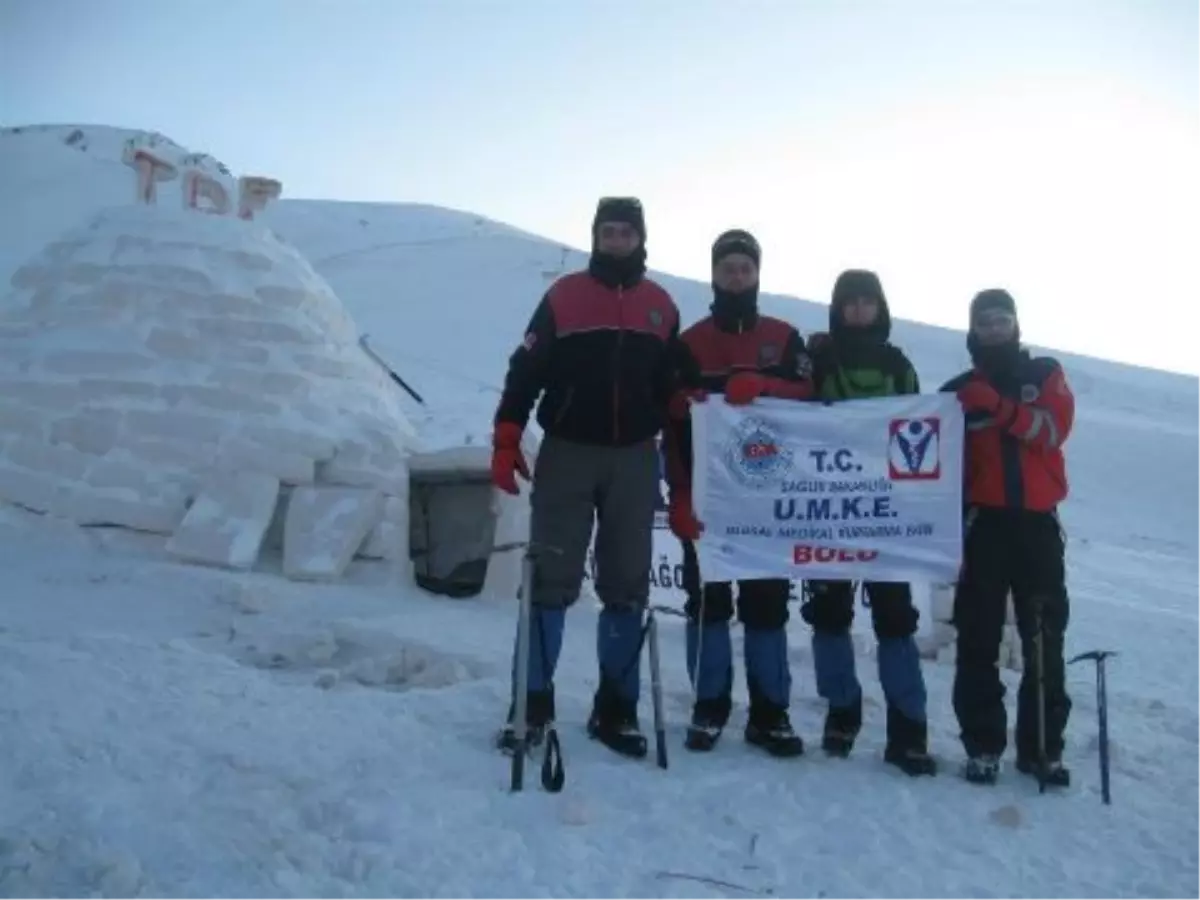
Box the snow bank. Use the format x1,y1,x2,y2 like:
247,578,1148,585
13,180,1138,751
0,202,416,580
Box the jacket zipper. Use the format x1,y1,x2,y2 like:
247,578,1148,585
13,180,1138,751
613,285,625,444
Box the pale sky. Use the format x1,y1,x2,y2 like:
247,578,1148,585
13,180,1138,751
3,0,1197,374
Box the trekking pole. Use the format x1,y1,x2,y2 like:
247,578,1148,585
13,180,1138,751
1070,649,1118,805
1034,594,1048,794
646,606,669,769
682,541,708,721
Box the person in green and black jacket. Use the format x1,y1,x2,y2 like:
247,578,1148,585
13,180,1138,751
800,268,936,777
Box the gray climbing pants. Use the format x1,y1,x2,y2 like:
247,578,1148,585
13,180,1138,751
528,435,659,610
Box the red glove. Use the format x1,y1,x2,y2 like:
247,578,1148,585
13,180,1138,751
668,388,708,420
957,380,1003,415
726,372,812,405
490,422,530,495
724,372,768,405
668,490,703,541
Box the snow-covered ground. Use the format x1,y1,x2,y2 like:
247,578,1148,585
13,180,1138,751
0,124,1197,898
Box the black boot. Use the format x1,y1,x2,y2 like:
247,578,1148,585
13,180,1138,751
496,687,555,755
745,699,805,758
883,705,936,776
587,682,648,759
962,753,1001,785
685,695,732,752
1016,755,1071,787
821,693,863,758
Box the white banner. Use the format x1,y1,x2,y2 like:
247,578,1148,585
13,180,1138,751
693,395,964,584
579,433,942,643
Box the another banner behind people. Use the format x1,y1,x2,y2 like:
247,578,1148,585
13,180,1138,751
691,395,964,584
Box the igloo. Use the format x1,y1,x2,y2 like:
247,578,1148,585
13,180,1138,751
0,202,417,581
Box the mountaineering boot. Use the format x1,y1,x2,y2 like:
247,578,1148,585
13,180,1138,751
876,636,934,774
812,628,862,724
685,695,732,752
496,687,555,755
1016,755,1071,788
963,753,1001,785
685,617,734,752
742,626,803,757
882,704,937,776
589,607,649,758
744,700,805,758
587,683,648,758
822,691,863,758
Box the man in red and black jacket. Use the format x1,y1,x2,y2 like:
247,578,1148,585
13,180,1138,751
663,229,813,758
492,197,688,761
940,288,1076,787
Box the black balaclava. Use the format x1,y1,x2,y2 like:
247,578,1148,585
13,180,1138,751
588,196,647,289
710,228,762,333
967,288,1022,377
829,269,892,366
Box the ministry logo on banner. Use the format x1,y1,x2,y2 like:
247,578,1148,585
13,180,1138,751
888,417,941,480
692,394,965,584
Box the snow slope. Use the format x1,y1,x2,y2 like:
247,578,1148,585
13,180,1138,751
0,124,1197,898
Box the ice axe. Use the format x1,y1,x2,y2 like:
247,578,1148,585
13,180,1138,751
1069,649,1117,805
645,606,668,770
511,540,565,794
358,334,426,406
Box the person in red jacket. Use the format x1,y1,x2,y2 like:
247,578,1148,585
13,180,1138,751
940,288,1076,787
491,197,688,761
663,229,813,758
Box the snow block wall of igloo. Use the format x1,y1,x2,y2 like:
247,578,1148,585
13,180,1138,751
0,203,417,581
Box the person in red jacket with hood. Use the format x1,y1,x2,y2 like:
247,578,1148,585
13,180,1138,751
941,288,1076,787
663,229,813,758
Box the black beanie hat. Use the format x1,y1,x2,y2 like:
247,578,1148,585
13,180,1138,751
970,288,1017,324
592,196,645,241
712,229,761,268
